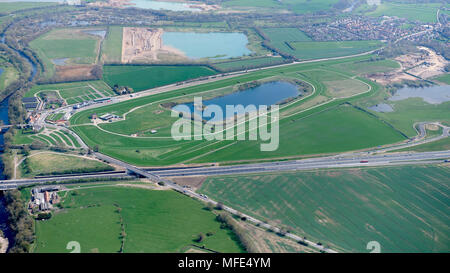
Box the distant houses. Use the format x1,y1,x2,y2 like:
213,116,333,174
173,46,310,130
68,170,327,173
29,186,61,212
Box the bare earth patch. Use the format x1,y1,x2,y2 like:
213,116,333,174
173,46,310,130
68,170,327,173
170,176,207,190
367,47,449,85
121,27,186,63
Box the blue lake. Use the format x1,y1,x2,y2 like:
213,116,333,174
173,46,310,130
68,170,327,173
129,0,200,11
163,32,252,59
173,81,300,122
0,68,3,78
389,85,450,104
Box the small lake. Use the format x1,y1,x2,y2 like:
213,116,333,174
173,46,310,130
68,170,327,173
163,32,252,59
129,0,200,11
368,103,394,113
173,81,300,122
0,68,3,78
389,85,450,104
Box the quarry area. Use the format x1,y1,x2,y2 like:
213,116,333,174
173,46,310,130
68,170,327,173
367,47,448,85
121,27,185,63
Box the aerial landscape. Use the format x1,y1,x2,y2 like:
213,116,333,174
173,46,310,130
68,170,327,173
0,0,448,263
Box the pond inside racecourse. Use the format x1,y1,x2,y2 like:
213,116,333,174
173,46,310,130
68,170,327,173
173,81,301,122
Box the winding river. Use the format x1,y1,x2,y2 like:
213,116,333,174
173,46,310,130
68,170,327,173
0,32,38,251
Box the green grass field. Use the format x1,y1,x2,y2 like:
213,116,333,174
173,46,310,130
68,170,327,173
330,58,400,75
223,0,339,14
103,65,217,92
34,185,244,253
262,27,312,57
0,2,57,13
25,80,114,105
262,28,312,43
260,27,382,61
364,2,440,23
199,164,450,252
30,28,103,79
102,26,123,63
366,98,450,137
287,40,383,60
20,152,113,177
0,65,19,91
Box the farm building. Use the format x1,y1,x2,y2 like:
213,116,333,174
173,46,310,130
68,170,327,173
99,113,119,121
22,97,38,104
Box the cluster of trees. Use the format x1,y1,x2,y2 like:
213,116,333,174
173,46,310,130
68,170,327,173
112,85,134,95
254,27,298,61
237,80,261,91
215,212,258,253
3,190,34,253
378,41,421,59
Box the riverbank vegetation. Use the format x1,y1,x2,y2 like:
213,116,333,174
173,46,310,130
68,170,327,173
3,190,35,253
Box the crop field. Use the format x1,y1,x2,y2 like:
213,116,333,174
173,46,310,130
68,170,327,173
0,65,18,91
0,2,57,13
30,28,103,79
199,164,450,252
298,69,370,98
262,28,312,43
433,74,450,85
262,27,312,56
260,27,382,61
25,80,115,105
330,59,400,75
69,56,407,166
14,126,83,148
396,138,450,153
365,98,450,137
363,3,440,23
103,65,217,92
19,152,113,177
102,26,123,63
287,40,383,60
34,185,244,253
223,0,339,14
